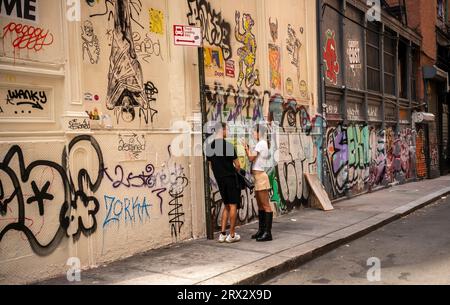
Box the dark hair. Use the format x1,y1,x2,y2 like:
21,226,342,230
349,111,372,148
256,123,267,137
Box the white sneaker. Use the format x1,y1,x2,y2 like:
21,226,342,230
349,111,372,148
226,233,241,243
218,233,227,243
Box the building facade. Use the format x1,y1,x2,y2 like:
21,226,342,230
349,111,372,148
319,0,423,199
401,0,450,176
1,0,446,284
0,0,318,284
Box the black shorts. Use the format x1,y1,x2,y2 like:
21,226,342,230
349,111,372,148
217,175,241,207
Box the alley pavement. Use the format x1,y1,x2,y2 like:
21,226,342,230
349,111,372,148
266,193,450,285
37,175,450,285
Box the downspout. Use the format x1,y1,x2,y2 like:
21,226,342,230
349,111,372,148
317,0,327,184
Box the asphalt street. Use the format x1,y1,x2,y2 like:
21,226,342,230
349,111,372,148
266,195,450,285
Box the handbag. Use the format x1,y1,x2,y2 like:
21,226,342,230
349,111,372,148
237,169,255,190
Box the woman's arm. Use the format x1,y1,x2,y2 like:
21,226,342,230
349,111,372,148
245,145,258,162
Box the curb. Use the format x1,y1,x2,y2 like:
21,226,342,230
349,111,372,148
198,187,450,285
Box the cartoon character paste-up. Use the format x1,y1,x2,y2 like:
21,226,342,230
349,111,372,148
235,11,260,90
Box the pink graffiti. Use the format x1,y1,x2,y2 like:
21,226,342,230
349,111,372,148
2,22,54,52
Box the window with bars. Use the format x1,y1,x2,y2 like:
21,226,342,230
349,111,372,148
398,41,408,99
367,22,381,92
384,30,396,96
411,46,419,102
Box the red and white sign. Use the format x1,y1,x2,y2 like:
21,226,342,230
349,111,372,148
173,25,202,47
225,60,235,78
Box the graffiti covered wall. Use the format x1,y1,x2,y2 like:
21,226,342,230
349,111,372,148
81,0,169,129
325,124,416,199
0,0,198,284
0,0,318,283
187,0,319,229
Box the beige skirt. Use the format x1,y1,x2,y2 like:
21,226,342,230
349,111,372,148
252,170,271,191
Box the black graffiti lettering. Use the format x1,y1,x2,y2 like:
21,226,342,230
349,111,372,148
1,0,22,18
117,133,145,159
168,176,188,238
186,0,232,60
133,32,163,63
26,180,53,216
6,89,47,110
68,119,90,130
0,135,104,256
0,179,18,216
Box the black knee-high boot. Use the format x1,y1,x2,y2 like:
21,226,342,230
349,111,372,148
256,212,273,242
252,211,266,239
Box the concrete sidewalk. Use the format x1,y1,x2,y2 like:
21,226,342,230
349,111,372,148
38,175,450,285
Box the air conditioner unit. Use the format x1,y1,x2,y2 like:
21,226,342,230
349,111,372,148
412,112,435,123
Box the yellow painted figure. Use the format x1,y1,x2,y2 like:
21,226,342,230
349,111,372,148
235,11,260,89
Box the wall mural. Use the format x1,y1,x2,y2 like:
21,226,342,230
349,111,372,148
325,124,416,198
235,11,260,90
84,0,160,127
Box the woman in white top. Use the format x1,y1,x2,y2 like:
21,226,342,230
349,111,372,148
244,123,273,242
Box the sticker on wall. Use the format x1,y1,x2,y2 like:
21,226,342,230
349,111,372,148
84,93,93,102
268,44,282,90
285,77,294,96
225,60,235,78
84,93,100,102
347,40,361,76
204,46,224,78
149,8,164,35
299,80,308,99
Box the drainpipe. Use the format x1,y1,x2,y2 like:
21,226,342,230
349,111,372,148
317,0,326,184
340,0,348,125
381,24,386,131
339,0,349,197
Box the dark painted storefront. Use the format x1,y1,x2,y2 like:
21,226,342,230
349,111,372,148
319,0,423,200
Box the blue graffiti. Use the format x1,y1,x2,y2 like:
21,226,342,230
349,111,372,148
103,195,152,228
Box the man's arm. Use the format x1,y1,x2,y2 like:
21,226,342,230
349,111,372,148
233,158,241,172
